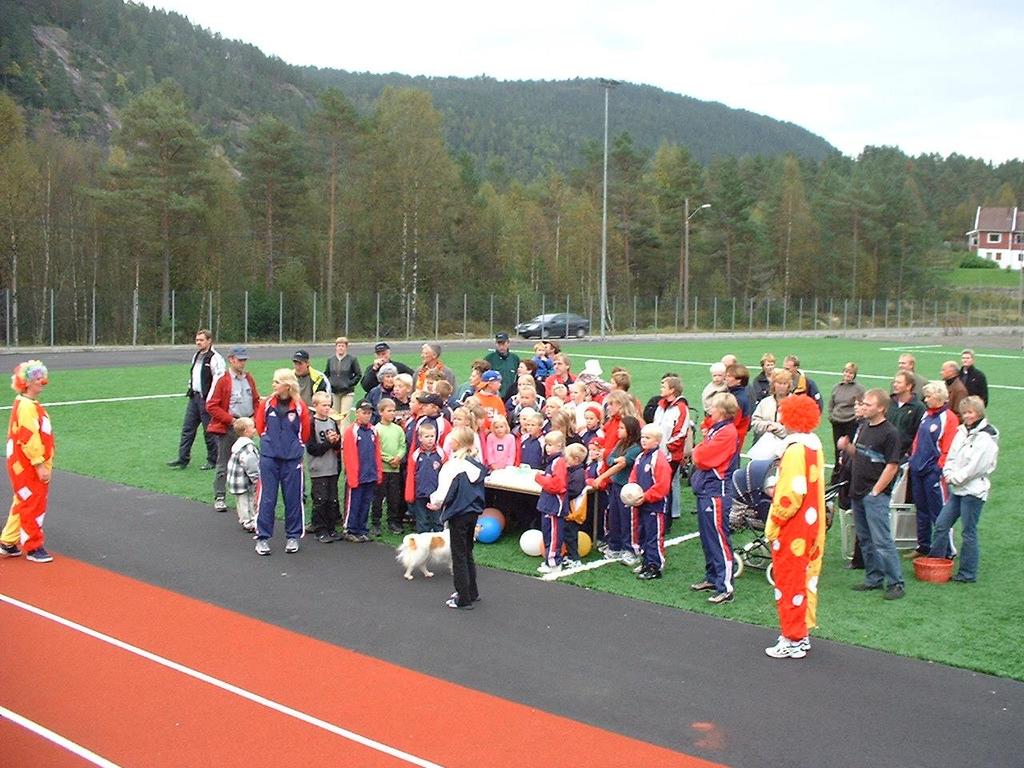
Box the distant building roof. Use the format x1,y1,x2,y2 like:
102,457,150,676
968,206,1022,234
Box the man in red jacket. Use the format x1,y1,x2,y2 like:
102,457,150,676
206,346,260,512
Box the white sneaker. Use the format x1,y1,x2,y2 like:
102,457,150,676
537,562,555,574
620,552,639,567
285,538,299,553
632,563,645,573
255,539,271,556
765,637,807,659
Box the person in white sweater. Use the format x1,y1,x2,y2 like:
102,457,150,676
928,396,999,583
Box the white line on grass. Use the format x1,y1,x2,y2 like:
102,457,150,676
0,593,445,768
0,705,124,768
541,531,701,581
0,393,181,411
879,345,1024,360
583,353,1024,391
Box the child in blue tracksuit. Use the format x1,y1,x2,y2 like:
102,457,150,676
585,439,608,549
629,424,674,579
535,430,569,573
406,423,446,532
254,369,311,556
690,392,740,604
562,443,589,568
341,399,383,542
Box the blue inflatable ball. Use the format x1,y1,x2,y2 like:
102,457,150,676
476,515,502,544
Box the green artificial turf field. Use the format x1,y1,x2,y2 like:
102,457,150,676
26,336,1024,679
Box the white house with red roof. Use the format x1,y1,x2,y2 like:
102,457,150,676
966,206,1023,270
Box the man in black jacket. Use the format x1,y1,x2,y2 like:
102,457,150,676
325,337,362,416
167,329,225,470
360,342,415,393
958,349,989,405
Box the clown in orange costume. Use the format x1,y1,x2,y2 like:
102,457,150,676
763,394,826,659
1,360,55,563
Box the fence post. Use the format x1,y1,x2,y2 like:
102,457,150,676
766,297,771,329
132,288,139,346
842,299,847,331
565,294,570,338
966,298,971,328
674,294,680,333
540,294,546,340
813,296,818,329
909,299,914,328
632,295,638,334
463,293,468,338
749,297,754,332
434,293,440,339
933,300,938,328
798,297,803,331
344,292,350,338
712,296,717,333
782,297,787,333
693,295,698,330
278,292,283,343
897,298,902,328
4,289,8,348
654,294,659,335
49,288,54,347
244,291,249,344
515,294,520,329
731,297,736,332
489,294,494,339
91,286,96,346
208,290,213,332
857,298,862,329
170,289,175,344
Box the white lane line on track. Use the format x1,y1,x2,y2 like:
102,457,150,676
0,705,124,768
0,594,444,768
582,353,1024,391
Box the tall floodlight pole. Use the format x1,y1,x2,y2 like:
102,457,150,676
599,78,618,340
683,198,711,329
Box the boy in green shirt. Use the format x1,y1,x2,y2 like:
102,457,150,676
372,398,408,535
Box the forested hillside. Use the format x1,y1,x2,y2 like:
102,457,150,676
0,0,1021,347
0,0,834,176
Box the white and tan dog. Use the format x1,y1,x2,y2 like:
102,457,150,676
395,529,452,580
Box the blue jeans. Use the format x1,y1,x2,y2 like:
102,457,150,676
931,494,984,581
851,493,904,588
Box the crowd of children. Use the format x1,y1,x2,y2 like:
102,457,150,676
211,336,996,625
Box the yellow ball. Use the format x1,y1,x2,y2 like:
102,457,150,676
577,531,592,558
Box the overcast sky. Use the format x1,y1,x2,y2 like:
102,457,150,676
146,0,1021,164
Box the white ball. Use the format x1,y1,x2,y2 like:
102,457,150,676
519,529,545,557
620,482,645,507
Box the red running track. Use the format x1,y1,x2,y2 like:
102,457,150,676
0,556,725,767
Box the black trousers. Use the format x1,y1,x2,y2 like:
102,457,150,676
372,472,403,527
310,475,340,533
449,512,479,606
177,392,217,465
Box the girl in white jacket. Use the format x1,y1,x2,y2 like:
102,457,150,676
929,396,998,582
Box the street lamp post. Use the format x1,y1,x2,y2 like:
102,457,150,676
682,197,710,328
599,78,618,340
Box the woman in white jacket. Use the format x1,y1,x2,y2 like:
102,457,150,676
929,396,998,582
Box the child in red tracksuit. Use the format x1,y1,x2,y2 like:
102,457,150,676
535,430,568,573
689,392,740,604
628,424,673,580
341,400,383,542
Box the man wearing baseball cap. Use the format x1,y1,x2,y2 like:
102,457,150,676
485,332,520,401
292,349,330,408
360,341,415,393
206,346,261,512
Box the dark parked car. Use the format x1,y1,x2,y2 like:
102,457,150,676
515,313,590,339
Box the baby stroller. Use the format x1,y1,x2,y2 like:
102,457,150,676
728,457,844,583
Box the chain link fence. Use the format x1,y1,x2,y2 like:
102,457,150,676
2,288,1021,347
